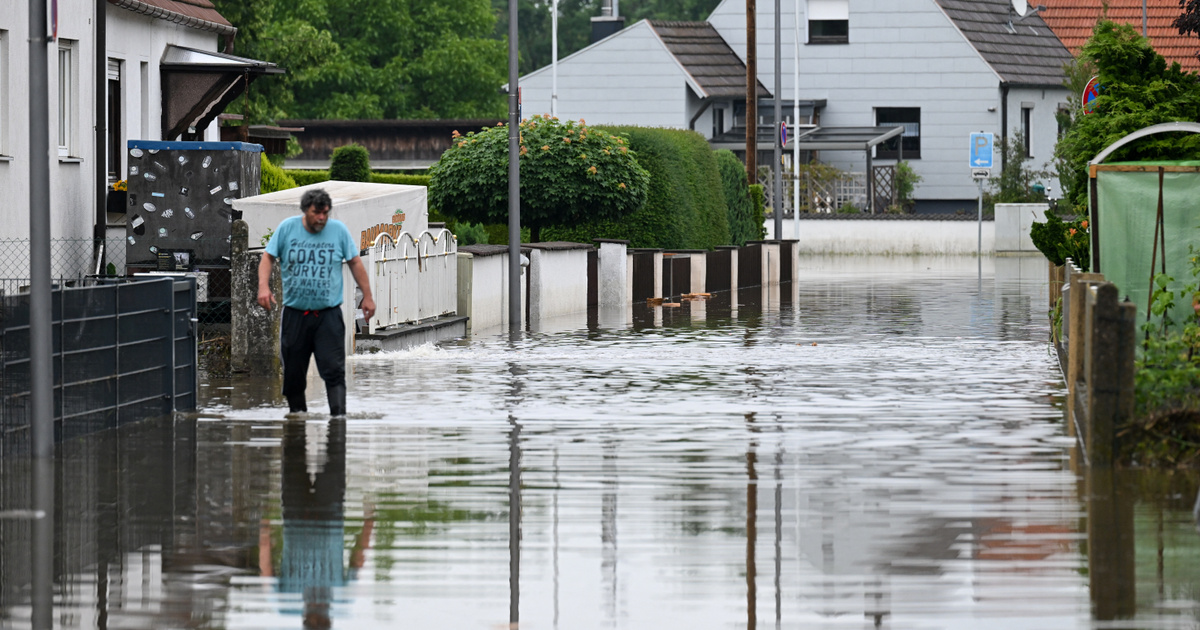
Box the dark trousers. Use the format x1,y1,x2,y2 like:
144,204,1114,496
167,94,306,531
281,306,346,399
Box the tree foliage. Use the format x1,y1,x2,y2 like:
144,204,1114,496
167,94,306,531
1054,20,1200,211
491,0,722,74
428,116,649,241
209,0,508,122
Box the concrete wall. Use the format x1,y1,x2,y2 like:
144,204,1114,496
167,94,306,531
518,20,691,127
994,203,1048,255
527,244,590,321
596,240,629,307
457,245,527,334
775,219,996,255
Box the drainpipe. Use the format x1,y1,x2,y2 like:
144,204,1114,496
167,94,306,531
688,100,713,131
1000,81,1009,174
95,0,107,240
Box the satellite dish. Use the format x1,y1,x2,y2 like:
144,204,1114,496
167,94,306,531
1011,0,1028,17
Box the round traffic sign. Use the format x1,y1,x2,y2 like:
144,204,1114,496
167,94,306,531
1083,76,1101,115
780,122,788,147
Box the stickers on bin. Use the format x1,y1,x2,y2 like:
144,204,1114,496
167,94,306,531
210,185,223,195
130,148,144,158
152,192,165,198
161,209,174,218
177,155,189,166
143,202,157,212
179,187,189,196
143,172,157,182
130,214,145,235
184,207,194,219
129,166,139,176
228,181,239,191
152,160,166,173
190,231,204,241
158,228,168,237
147,149,159,154
202,156,212,169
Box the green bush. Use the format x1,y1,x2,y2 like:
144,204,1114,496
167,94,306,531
715,150,757,247
330,144,371,182
748,184,766,238
286,169,332,187
430,117,649,242
260,153,298,193
545,126,729,249
453,221,490,245
1030,208,1089,269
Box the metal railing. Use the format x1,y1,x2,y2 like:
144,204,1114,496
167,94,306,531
366,229,457,333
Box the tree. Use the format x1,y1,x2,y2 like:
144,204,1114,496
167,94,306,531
1174,0,1200,41
1054,20,1200,211
209,0,508,122
428,116,649,242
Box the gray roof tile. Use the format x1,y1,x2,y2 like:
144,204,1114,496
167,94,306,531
648,21,771,98
936,0,1072,85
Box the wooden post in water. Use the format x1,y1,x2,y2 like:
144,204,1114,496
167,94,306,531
1084,283,1138,467
1066,271,1102,438
1086,467,1137,619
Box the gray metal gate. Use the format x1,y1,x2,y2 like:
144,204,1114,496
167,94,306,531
0,277,197,455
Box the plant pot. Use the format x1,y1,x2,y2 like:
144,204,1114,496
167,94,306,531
106,189,127,215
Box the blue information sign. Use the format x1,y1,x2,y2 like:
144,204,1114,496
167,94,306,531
969,132,994,168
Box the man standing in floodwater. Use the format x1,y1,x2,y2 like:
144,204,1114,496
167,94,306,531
257,188,376,416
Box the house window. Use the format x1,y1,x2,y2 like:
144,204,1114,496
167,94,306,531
108,59,123,181
58,40,76,157
808,0,848,44
876,107,920,160
1021,105,1032,157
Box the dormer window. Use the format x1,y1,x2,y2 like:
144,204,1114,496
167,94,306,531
808,0,848,44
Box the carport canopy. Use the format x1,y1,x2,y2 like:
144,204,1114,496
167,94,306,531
791,125,904,152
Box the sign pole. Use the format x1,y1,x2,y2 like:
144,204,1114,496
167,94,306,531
508,0,521,332
978,178,983,258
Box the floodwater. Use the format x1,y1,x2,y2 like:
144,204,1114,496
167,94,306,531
3,256,1199,630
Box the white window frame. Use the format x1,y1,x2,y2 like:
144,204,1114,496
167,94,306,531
58,40,76,158
808,0,849,44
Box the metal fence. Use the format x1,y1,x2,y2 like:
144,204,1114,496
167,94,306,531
365,229,457,333
0,238,231,327
0,276,197,456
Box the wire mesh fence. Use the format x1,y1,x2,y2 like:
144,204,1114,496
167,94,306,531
0,238,231,327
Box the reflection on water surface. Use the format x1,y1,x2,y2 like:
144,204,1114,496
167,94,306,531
2,256,1198,629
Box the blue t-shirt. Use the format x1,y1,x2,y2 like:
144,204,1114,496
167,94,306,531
266,215,359,310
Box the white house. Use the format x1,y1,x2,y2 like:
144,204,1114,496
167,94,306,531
0,0,276,276
517,0,1072,212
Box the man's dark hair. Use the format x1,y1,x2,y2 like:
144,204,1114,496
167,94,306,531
301,188,332,212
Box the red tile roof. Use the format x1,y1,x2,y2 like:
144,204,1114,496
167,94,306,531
1039,0,1200,72
109,0,235,36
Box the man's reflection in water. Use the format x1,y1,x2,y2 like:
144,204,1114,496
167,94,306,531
259,418,374,629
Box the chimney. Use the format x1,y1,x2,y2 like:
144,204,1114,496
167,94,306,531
591,0,626,43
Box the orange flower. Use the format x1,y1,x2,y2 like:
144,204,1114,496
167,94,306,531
620,147,628,153
618,182,626,189
588,165,598,175
541,145,550,151
1069,228,1077,236
520,146,528,156
1081,220,1088,229
451,130,460,138
564,138,571,143
458,141,466,148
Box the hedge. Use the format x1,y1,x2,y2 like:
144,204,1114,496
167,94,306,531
260,154,297,194
715,150,757,247
282,170,432,188
542,126,729,250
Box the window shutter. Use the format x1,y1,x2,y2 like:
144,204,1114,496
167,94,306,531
808,0,848,21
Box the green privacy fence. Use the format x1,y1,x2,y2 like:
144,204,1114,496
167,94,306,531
1091,161,1200,327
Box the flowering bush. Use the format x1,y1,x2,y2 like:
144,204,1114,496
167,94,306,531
1030,208,1090,270
429,115,649,242
112,180,127,192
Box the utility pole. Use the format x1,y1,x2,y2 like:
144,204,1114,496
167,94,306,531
746,0,757,180
29,0,54,460
508,0,521,331
793,0,801,239
552,0,559,116
773,0,782,239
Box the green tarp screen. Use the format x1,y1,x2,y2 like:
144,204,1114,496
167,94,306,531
1092,161,1200,327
